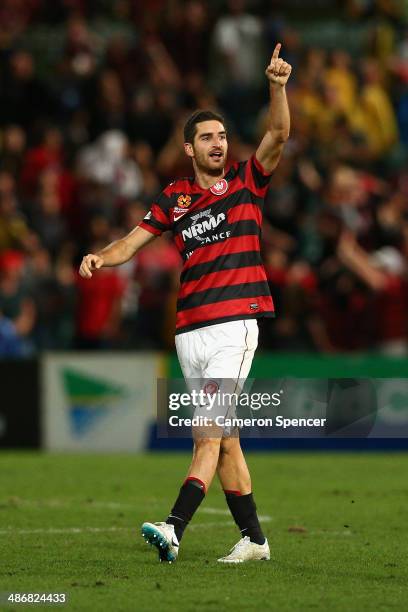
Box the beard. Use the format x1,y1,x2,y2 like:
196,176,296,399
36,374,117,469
193,150,226,176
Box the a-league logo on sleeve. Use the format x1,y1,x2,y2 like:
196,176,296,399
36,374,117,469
177,194,192,208
210,179,228,196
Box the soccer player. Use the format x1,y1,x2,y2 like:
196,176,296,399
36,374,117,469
79,44,291,563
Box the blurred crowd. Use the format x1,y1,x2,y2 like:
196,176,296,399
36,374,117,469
1,0,408,355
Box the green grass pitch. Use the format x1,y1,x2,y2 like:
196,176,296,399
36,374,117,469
0,452,407,611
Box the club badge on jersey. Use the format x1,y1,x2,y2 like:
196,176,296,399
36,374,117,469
210,179,228,196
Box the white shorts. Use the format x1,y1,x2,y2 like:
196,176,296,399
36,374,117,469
175,319,259,380
175,320,259,434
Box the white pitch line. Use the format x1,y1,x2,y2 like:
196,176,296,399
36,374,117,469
0,522,235,536
0,499,273,522
0,499,136,510
0,524,353,537
201,507,236,516
0,527,130,535
188,521,232,530
202,507,273,522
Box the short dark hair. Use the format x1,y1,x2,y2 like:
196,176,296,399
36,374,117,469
183,109,226,144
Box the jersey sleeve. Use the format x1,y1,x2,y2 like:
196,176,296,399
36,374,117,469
139,191,172,236
243,154,274,195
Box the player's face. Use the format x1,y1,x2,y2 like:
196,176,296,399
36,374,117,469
185,121,228,175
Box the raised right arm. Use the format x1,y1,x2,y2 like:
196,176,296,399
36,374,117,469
79,226,156,278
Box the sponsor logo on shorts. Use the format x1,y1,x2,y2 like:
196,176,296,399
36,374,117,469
203,380,219,395
210,179,228,196
249,303,259,311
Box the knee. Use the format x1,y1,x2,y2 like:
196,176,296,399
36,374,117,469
219,436,240,456
194,437,221,456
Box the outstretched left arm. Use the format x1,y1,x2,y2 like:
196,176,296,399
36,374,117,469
256,43,292,174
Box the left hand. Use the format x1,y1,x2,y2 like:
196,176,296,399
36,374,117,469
265,43,292,86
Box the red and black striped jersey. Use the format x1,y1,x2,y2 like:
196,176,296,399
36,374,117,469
139,154,275,334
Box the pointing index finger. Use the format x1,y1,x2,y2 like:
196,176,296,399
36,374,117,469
272,43,281,60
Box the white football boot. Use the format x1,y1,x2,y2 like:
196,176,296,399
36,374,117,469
217,536,270,563
141,522,179,563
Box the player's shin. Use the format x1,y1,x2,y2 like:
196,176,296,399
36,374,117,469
224,490,266,545
166,477,206,542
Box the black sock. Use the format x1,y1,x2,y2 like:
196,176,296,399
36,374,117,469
224,490,265,545
166,477,205,542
